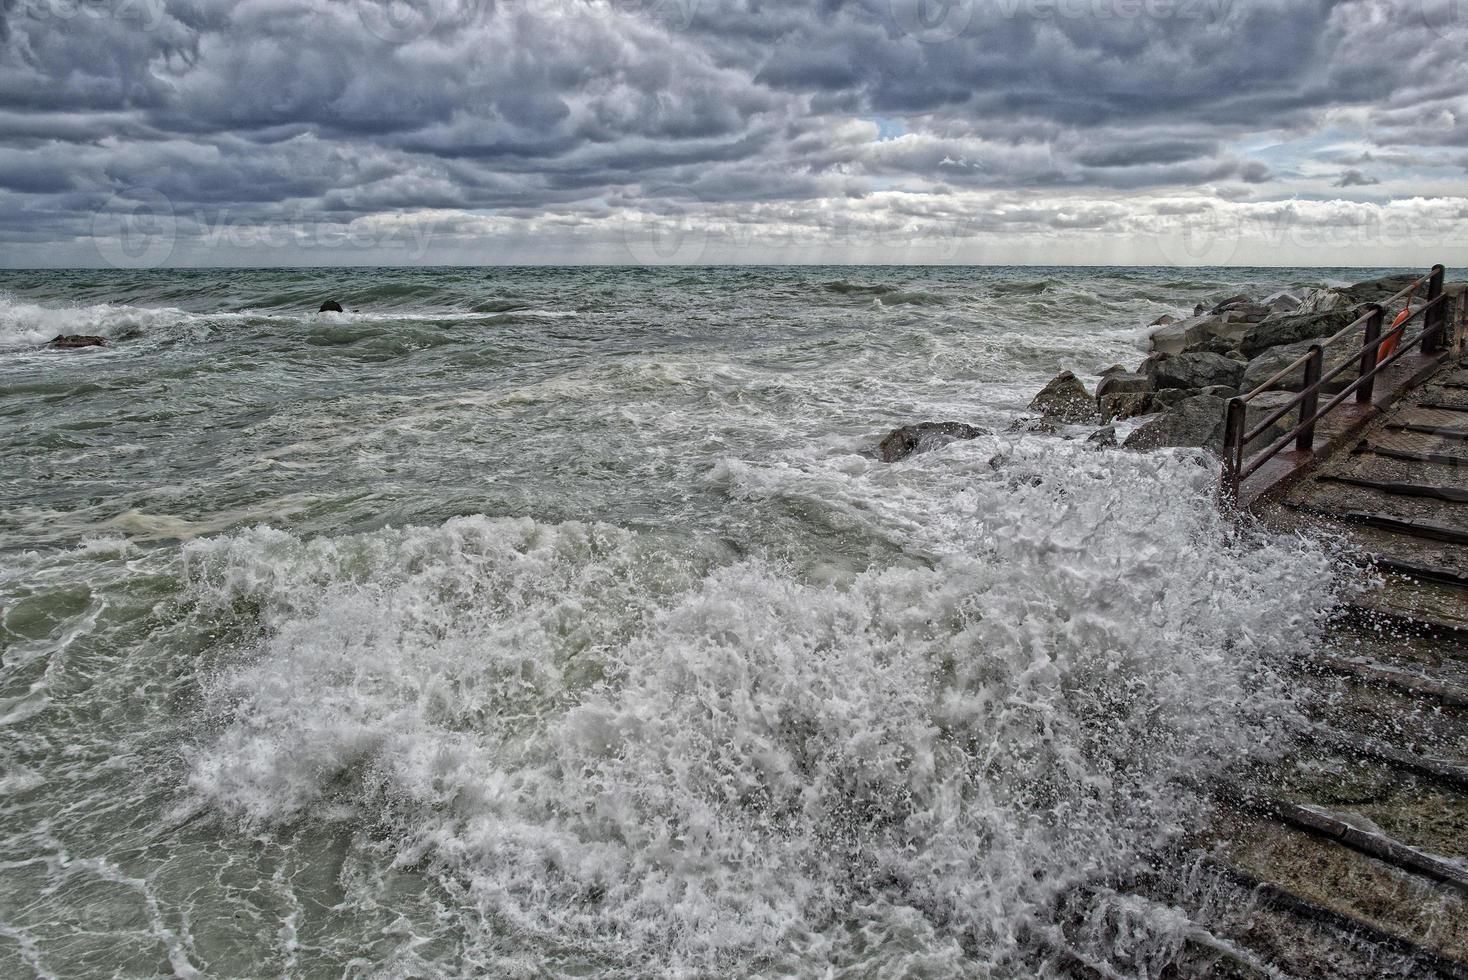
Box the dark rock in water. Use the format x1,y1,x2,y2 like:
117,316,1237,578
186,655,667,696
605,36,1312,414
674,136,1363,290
1149,314,1178,327
1096,372,1152,399
1028,370,1099,424
1209,294,1253,314
1099,392,1152,425
1194,303,1207,316
878,421,989,462
319,300,344,313
1142,352,1246,391
1087,425,1117,447
1097,363,1130,378
49,334,106,349
1123,394,1230,454
1237,307,1359,358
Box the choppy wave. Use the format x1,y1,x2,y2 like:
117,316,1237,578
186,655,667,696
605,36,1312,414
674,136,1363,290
176,440,1339,976
824,280,899,296
0,293,214,349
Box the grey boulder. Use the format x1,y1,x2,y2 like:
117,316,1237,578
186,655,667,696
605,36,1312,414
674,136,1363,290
1237,307,1360,358
1143,352,1246,391
1096,372,1152,398
1123,395,1230,455
1240,339,1359,394
1029,371,1100,424
1099,392,1153,424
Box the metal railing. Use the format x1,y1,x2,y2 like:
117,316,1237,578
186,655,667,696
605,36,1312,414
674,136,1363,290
1219,264,1451,504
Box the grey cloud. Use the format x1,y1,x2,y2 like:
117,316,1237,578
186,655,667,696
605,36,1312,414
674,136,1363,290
0,0,1462,262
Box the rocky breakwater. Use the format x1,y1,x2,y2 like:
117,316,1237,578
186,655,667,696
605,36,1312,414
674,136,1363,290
1024,273,1422,457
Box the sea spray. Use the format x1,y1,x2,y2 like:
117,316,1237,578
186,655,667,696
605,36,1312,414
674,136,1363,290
177,439,1342,976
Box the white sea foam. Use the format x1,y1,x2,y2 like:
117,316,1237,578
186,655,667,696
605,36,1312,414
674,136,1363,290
0,293,224,349
177,440,1344,976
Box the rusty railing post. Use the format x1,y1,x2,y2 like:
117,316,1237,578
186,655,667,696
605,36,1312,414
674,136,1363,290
1221,396,1246,506
1358,304,1383,404
1295,345,1323,452
1424,263,1446,354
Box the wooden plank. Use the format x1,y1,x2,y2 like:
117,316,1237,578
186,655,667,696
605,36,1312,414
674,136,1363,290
1255,797,1468,892
1312,653,1468,708
1306,727,1468,791
1295,506,1468,545
1386,423,1468,442
1374,557,1468,589
1352,441,1464,466
1206,860,1468,980
1315,474,1468,503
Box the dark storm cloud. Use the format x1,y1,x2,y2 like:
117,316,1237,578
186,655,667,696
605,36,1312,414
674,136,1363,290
0,0,1463,262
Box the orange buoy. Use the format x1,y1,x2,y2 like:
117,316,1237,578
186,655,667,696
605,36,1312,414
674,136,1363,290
1377,281,1420,365
1377,307,1412,364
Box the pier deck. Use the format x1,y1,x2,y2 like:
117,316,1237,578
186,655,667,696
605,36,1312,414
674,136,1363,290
1188,335,1468,975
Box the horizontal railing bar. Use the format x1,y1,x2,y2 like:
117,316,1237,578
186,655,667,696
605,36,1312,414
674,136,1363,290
1238,324,1439,480
1238,277,1429,405
1236,293,1450,446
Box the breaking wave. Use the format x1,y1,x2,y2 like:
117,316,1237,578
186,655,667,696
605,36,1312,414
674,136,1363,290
177,439,1342,976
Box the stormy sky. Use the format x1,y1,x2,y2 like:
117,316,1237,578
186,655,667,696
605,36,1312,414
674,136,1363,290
2,0,1466,266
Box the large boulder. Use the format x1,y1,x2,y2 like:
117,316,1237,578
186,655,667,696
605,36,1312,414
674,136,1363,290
1237,307,1361,358
49,334,106,349
1143,352,1246,391
1209,294,1253,313
319,300,344,313
1123,395,1230,455
1095,372,1152,398
1149,313,1223,355
1029,371,1100,424
1298,274,1418,316
1264,291,1302,314
1099,392,1152,424
878,422,988,462
1240,339,1360,394
1244,390,1302,449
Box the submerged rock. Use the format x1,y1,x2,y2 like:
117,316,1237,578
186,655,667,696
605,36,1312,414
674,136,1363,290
319,300,344,313
49,334,106,349
1123,394,1230,454
1087,425,1117,447
878,421,989,462
1028,370,1100,424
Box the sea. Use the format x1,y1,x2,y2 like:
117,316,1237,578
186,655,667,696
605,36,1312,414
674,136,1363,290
0,265,1433,977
